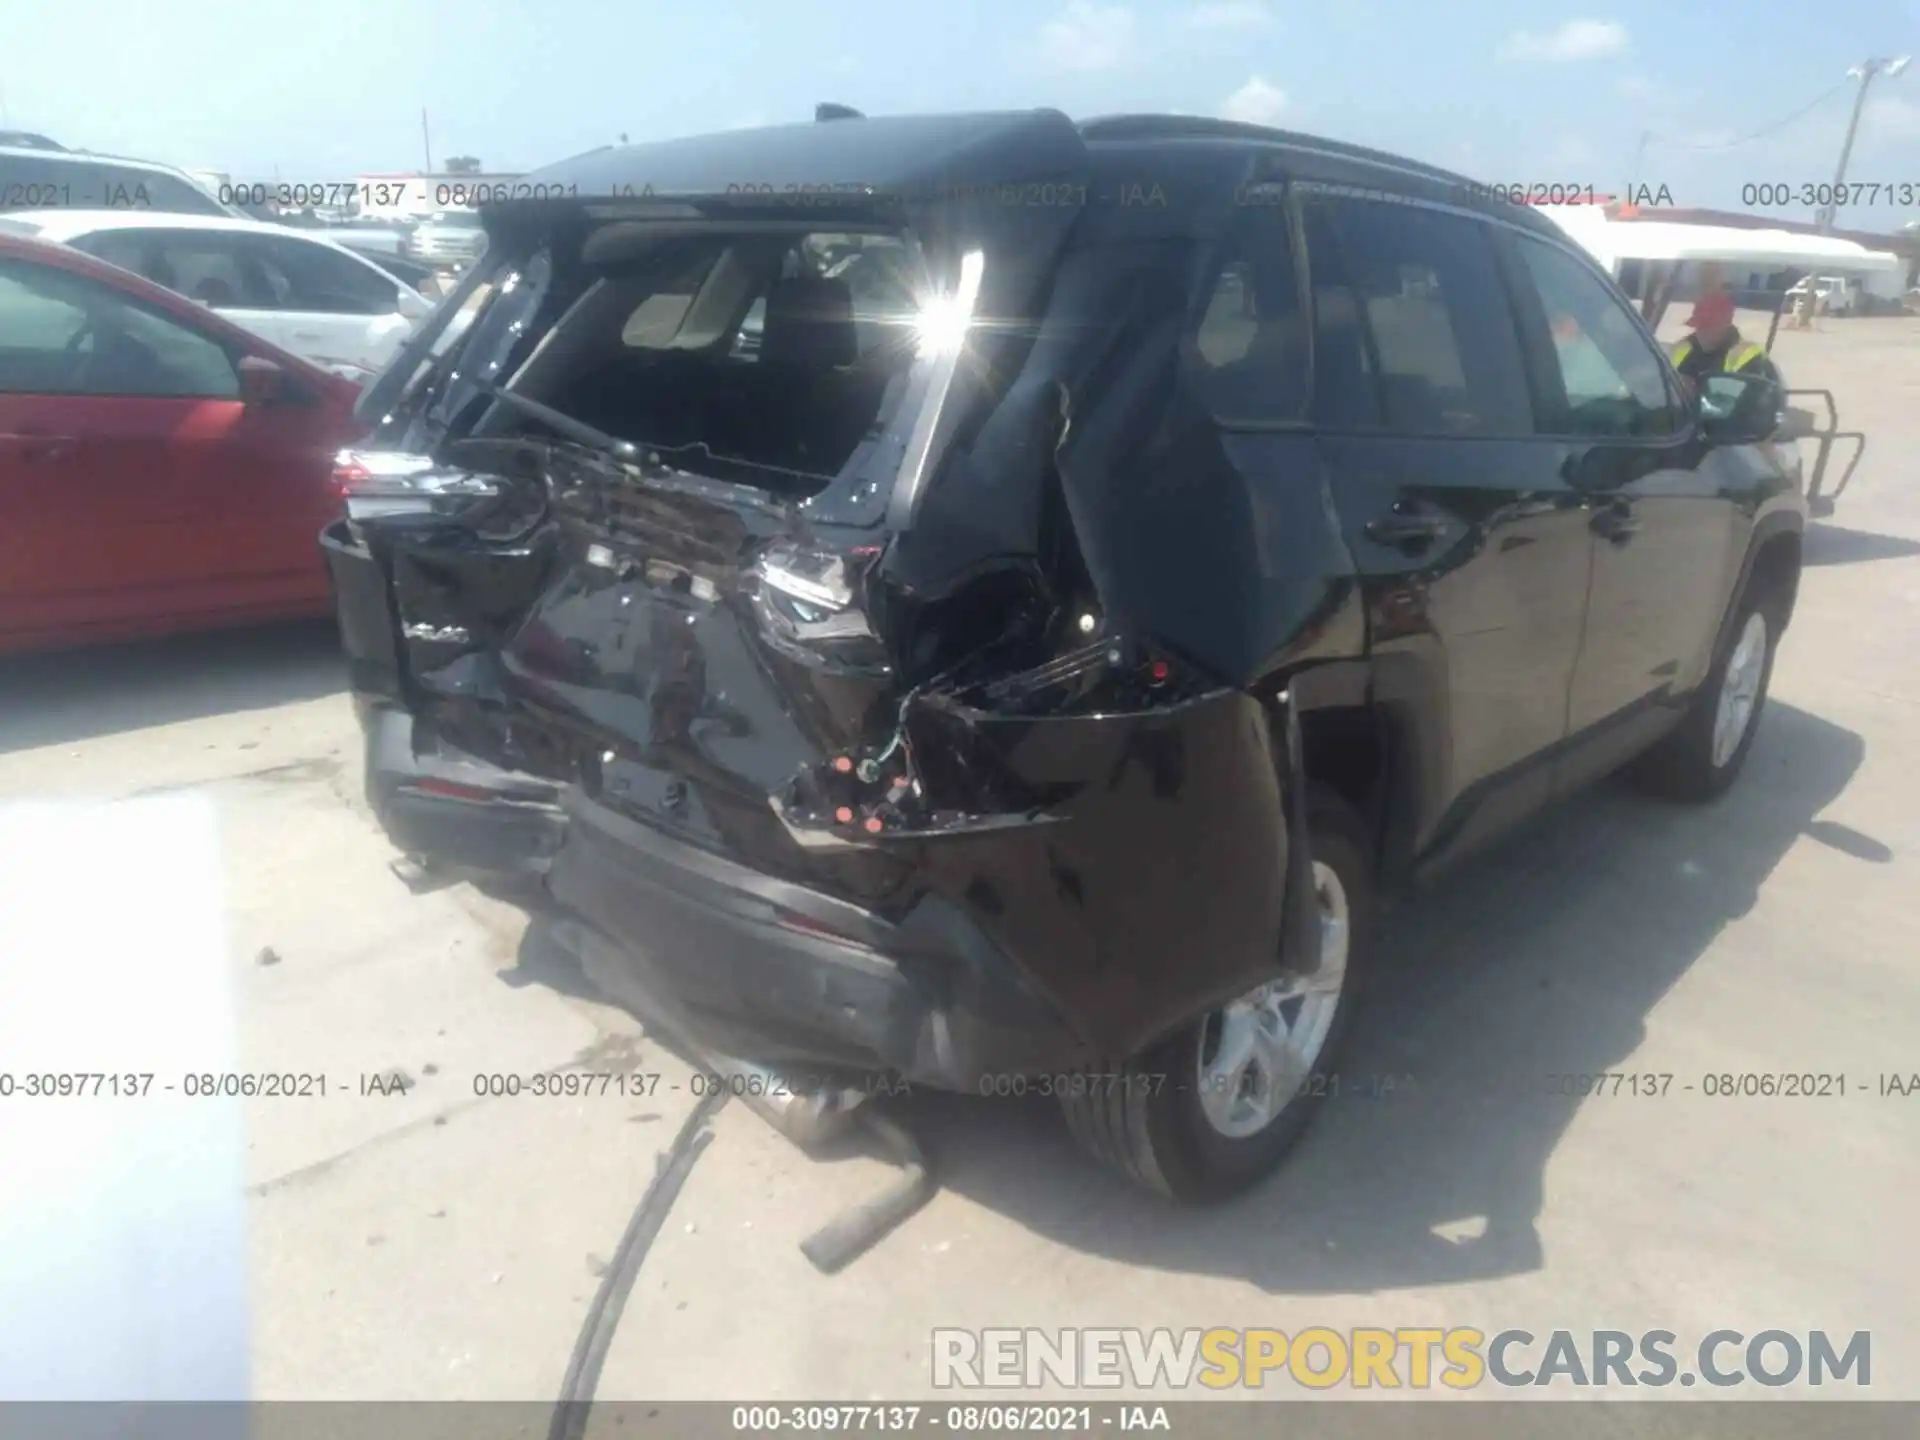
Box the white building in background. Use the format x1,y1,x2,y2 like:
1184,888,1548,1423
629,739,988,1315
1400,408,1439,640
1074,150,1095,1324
350,172,524,221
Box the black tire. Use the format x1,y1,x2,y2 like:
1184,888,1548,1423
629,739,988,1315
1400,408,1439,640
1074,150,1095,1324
1058,789,1374,1202
1629,589,1781,802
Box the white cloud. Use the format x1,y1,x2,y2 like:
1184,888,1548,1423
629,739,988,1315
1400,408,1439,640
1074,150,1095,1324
1038,1,1135,71
1499,19,1628,63
1220,76,1288,126
1185,1,1274,29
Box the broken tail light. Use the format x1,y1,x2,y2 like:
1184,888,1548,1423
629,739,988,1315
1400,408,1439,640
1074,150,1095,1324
333,448,501,521
768,635,1219,846
750,539,888,672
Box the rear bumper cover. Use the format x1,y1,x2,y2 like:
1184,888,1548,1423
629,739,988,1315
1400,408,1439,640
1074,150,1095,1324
348,686,1314,1092
541,790,1092,1091
359,699,567,876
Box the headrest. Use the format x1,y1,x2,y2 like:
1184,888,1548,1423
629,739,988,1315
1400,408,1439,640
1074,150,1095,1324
760,276,857,368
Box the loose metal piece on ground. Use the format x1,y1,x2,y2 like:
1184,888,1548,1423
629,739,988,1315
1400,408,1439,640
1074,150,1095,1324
541,914,938,1271
798,1107,937,1275
388,854,458,894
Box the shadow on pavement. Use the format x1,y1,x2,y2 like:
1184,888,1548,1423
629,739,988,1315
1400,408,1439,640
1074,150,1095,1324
0,620,346,755
900,700,1868,1294
1802,524,1920,567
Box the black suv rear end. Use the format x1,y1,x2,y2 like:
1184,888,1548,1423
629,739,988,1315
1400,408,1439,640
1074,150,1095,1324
322,108,1803,1199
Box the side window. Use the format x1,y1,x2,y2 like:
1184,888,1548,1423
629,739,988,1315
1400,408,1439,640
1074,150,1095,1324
1301,199,1379,429
144,235,272,309
0,258,239,399
0,263,92,392
1308,196,1533,437
248,236,402,316
1184,194,1308,425
1511,234,1682,438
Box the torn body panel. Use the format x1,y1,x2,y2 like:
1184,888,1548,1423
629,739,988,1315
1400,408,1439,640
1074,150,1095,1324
543,681,1302,1084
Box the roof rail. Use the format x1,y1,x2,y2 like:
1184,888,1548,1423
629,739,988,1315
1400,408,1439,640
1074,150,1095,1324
1076,113,1476,189
815,103,865,122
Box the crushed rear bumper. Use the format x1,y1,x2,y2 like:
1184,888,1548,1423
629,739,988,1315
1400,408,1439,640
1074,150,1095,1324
541,789,1092,1091
359,698,567,877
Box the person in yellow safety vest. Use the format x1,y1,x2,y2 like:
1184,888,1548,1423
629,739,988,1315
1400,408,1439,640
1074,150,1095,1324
1670,288,1780,391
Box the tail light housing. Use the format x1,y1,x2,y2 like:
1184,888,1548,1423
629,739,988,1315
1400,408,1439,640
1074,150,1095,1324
750,539,888,672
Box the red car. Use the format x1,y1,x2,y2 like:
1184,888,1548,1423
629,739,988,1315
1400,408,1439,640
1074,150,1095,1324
0,230,364,656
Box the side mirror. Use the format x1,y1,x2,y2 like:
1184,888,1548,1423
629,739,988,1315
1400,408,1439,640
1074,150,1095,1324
237,354,286,405
1698,372,1781,446
396,285,431,321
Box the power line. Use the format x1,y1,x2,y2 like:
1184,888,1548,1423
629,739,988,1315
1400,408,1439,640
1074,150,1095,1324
1644,79,1853,152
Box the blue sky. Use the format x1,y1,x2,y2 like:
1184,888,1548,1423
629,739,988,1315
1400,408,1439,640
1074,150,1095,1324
7,0,1920,229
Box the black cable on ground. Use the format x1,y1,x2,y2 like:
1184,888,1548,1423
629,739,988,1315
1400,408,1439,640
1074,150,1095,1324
547,1086,730,1440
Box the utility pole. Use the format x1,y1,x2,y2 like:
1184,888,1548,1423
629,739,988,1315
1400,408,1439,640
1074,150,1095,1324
421,109,434,172
1630,129,1652,192
1817,55,1910,231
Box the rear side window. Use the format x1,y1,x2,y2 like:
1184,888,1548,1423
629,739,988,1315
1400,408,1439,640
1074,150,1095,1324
1510,233,1682,438
1184,195,1308,425
98,231,274,309
1304,195,1533,437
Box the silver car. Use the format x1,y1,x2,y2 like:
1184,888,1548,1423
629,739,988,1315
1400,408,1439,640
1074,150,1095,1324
404,210,487,269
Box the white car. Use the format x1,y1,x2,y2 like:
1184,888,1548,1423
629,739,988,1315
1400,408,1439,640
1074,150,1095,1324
0,210,432,376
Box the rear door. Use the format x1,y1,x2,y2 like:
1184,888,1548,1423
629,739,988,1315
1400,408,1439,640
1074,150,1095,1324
1500,228,1741,784
0,254,257,646
1299,189,1594,871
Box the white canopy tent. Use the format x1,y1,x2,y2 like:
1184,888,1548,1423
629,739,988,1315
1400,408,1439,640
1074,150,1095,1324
1534,205,1905,278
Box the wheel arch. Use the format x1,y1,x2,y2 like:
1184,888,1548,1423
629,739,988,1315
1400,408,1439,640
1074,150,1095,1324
1717,514,1805,664
1285,658,1423,886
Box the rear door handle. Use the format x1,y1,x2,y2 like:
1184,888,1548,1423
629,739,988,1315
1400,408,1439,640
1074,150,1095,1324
1364,506,1450,553
1589,504,1640,544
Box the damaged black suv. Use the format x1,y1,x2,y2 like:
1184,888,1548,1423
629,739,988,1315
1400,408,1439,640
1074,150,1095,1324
322,110,1806,1200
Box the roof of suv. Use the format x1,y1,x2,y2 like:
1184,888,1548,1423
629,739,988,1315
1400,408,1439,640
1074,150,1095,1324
502,108,1570,247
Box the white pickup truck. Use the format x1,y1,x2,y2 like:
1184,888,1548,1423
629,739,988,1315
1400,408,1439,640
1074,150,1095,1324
1785,274,1863,316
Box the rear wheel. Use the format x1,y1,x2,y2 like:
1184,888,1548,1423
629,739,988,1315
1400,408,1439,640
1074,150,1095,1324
1058,790,1372,1201
1629,593,1778,802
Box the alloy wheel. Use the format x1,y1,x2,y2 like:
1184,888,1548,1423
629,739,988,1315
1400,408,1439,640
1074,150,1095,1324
1196,860,1349,1139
